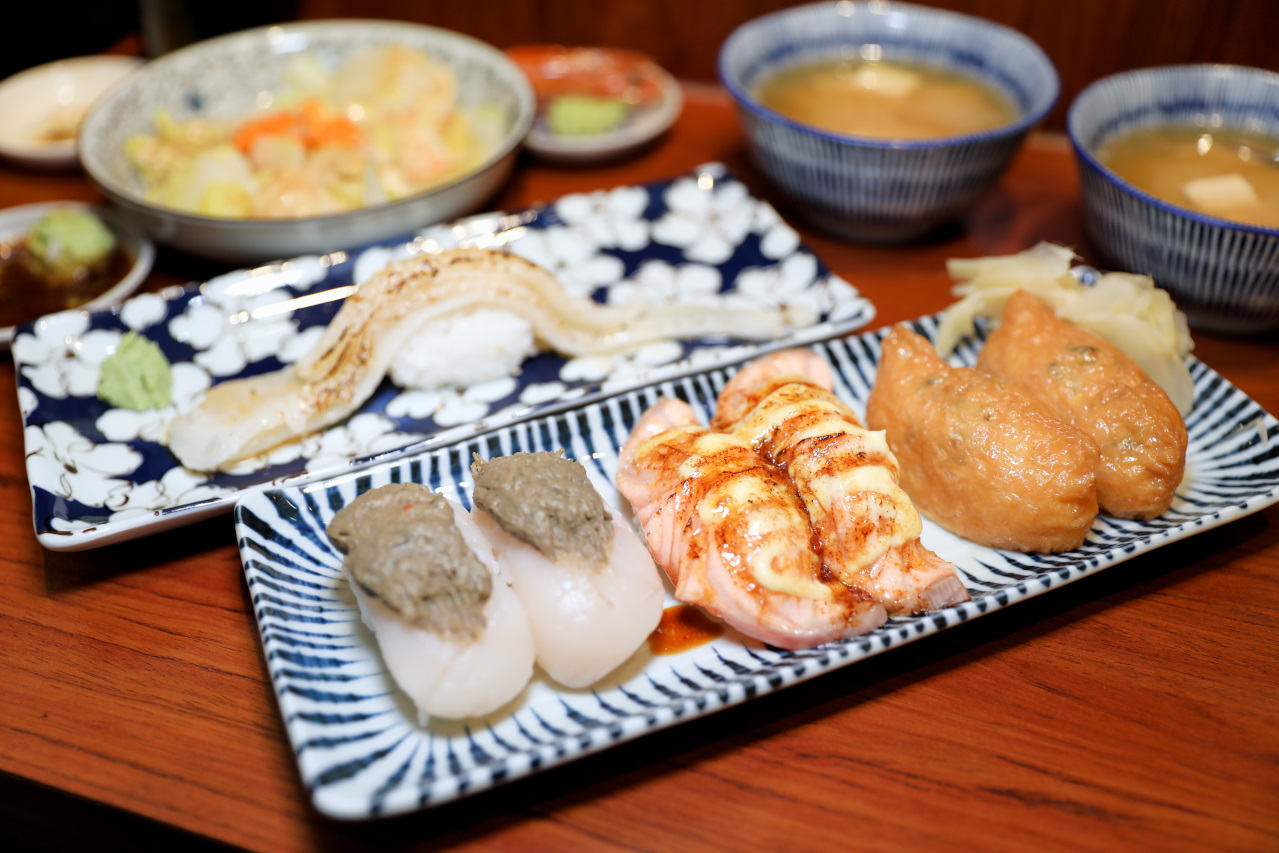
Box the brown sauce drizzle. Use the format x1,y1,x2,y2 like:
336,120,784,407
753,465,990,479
647,604,725,655
0,238,132,329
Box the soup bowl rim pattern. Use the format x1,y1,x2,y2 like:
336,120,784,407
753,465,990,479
718,3,1058,150
1066,62,1279,239
716,0,1060,242
1066,62,1279,333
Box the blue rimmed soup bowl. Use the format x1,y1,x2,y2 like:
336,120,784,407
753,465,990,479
717,0,1058,243
1068,64,1279,334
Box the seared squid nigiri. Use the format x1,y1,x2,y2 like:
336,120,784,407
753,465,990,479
715,349,968,616
616,397,886,650
469,451,664,688
867,326,1100,552
977,290,1187,520
168,248,810,471
327,483,534,723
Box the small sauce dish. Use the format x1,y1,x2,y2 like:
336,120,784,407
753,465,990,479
0,55,144,170
0,201,154,347
507,45,683,163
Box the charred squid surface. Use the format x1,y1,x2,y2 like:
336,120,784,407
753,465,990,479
327,482,491,640
471,451,614,570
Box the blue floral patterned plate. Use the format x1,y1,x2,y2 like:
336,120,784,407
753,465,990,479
234,313,1279,820
14,165,874,550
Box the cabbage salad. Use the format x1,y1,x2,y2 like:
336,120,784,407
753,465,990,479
125,45,503,218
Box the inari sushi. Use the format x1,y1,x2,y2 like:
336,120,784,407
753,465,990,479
470,451,664,688
868,326,1100,552
327,483,535,723
977,290,1187,520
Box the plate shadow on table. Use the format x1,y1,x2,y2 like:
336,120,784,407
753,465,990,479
40,511,238,594
0,770,238,853
292,512,1273,849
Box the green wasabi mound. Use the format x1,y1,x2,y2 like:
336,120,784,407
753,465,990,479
97,332,172,411
545,94,630,137
26,209,117,283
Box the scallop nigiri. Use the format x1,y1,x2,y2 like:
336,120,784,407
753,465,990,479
469,451,664,688
327,482,534,723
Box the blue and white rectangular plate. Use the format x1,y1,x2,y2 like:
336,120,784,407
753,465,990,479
234,313,1279,821
14,165,874,550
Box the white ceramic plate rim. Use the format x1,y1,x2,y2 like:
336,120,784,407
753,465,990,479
0,55,144,168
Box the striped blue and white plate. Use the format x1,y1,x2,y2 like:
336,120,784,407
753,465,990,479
235,314,1279,820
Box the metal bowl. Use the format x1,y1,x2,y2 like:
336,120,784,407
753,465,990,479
79,20,534,265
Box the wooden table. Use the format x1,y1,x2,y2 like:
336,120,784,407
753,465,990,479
1,84,1276,852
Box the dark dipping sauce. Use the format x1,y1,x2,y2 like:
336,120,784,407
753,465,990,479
647,604,725,656
0,239,132,329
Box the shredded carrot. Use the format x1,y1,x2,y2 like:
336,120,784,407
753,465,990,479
306,114,364,149
232,100,365,154
233,112,297,153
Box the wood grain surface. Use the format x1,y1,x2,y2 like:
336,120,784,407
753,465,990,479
0,84,1276,852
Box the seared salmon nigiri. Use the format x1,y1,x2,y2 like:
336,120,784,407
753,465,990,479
616,397,887,650
713,349,969,616
977,290,1187,520
867,326,1100,552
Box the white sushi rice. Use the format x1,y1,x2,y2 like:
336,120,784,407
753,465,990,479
388,309,538,390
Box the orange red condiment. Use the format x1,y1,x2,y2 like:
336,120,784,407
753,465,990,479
231,98,365,154
647,604,725,656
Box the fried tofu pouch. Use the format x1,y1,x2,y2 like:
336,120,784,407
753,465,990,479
867,326,1100,553
976,289,1187,521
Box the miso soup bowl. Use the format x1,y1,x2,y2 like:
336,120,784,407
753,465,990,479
1068,64,1279,334
718,0,1058,243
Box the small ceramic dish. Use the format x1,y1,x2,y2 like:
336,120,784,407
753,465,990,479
0,56,143,169
507,45,683,163
0,201,154,347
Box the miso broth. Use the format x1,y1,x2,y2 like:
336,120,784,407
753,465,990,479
1096,126,1279,229
754,58,1018,140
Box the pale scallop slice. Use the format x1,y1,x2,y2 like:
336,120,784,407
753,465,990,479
347,500,535,723
472,505,664,688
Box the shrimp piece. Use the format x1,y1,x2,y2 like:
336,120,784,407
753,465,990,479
977,290,1187,520
717,349,969,616
616,398,886,650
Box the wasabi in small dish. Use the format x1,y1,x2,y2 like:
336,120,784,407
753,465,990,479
507,45,682,163
0,202,154,347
